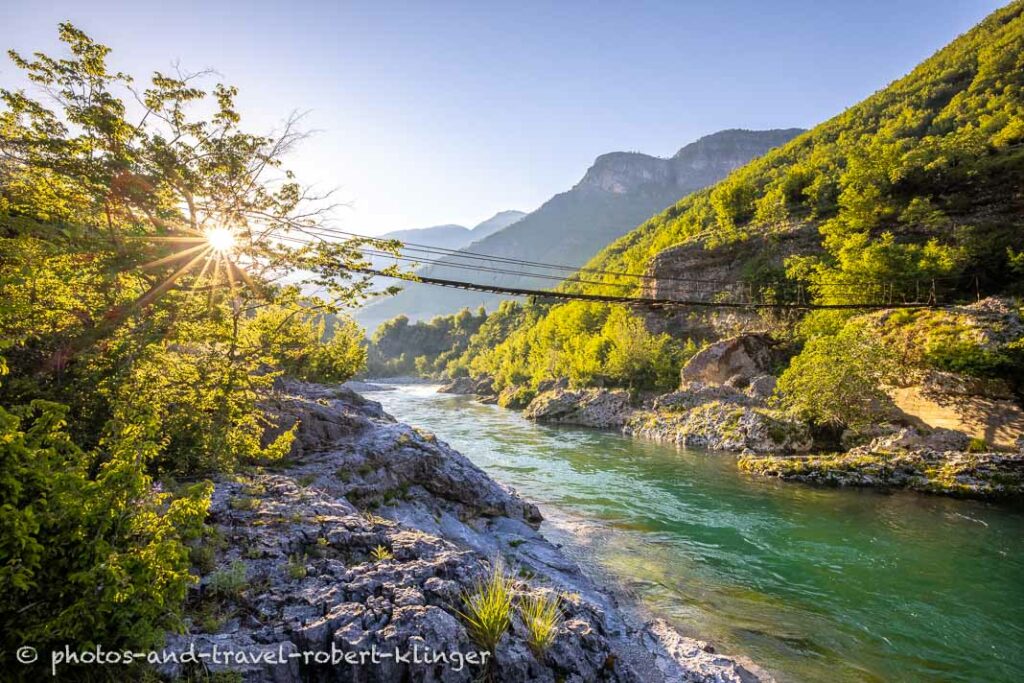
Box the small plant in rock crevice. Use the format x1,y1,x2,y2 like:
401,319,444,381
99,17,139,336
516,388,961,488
520,591,563,657
370,544,394,562
457,566,514,653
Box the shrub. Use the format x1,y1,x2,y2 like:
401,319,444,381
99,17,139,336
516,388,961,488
966,437,988,453
286,553,308,580
0,401,212,652
370,544,394,562
774,321,898,428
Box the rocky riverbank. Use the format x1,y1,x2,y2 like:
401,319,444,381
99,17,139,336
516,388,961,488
159,380,764,682
739,427,1024,499
437,322,1024,500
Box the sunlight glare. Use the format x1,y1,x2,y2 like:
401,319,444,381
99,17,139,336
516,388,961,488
205,227,236,253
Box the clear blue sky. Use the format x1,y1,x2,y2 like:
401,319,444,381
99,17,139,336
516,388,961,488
1,0,1006,235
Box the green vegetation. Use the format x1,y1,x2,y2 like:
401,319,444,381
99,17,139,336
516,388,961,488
366,306,488,376
0,24,381,655
773,319,899,428
370,544,394,562
206,561,249,600
447,3,1024,420
457,566,514,652
775,305,1024,428
520,592,563,657
582,2,1023,300
285,553,309,580
461,301,690,394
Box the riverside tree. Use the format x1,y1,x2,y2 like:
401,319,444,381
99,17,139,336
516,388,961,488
0,23,390,652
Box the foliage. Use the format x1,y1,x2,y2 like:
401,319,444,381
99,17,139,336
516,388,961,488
773,320,899,428
776,300,1024,428
519,592,562,657
466,301,685,393
445,300,530,378
206,560,248,600
865,307,1024,386
370,544,394,562
0,23,387,655
453,4,1024,396
578,3,1024,303
285,553,308,580
0,400,211,652
457,566,514,653
366,307,487,377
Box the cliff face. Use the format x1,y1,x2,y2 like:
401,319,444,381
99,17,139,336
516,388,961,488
356,129,803,333
577,129,805,196
640,224,824,339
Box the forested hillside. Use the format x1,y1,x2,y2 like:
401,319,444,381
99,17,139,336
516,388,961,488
450,1,1024,412
355,128,802,332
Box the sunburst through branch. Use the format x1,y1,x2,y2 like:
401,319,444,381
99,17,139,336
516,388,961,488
127,226,251,310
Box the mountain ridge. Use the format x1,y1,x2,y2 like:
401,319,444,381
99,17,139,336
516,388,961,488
356,128,803,332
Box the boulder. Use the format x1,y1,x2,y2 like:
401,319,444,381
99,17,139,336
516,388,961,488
852,426,971,455
745,375,777,400
649,383,751,412
680,334,778,389
437,376,477,395
536,377,569,394
626,401,813,454
523,389,635,428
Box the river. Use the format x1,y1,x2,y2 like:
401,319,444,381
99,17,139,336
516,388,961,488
366,383,1024,682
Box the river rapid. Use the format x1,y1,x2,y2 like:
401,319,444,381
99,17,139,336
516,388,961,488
367,383,1024,682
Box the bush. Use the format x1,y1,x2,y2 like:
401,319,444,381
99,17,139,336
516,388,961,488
0,401,212,653
207,560,248,599
774,321,898,428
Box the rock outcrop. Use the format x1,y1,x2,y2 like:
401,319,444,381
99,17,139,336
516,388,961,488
680,334,780,389
523,389,634,428
160,381,762,682
438,376,498,399
625,401,813,454
740,438,1024,500
357,129,803,328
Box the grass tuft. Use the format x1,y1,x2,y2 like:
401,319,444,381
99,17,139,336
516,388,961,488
370,544,394,562
520,591,562,656
457,567,513,652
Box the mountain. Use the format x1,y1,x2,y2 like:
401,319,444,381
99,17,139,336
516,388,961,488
379,224,471,250
365,210,525,273
577,1,1024,303
467,209,527,240
452,1,1024,396
356,129,803,332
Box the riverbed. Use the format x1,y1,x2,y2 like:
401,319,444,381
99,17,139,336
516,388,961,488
366,383,1024,682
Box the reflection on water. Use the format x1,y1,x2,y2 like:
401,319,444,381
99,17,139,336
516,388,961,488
370,383,1024,682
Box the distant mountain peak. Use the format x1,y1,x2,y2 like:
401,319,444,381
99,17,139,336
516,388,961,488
577,128,806,195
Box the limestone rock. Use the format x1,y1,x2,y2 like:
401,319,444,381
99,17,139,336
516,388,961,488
680,334,779,389
524,389,635,428
159,382,761,681
626,401,812,454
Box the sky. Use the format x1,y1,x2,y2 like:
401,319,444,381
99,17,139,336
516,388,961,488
1,0,1006,235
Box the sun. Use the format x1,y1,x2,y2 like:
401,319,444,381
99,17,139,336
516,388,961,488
205,227,236,253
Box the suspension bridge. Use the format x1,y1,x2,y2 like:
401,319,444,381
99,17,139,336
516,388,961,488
278,225,978,311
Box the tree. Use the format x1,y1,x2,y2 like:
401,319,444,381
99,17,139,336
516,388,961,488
0,23,391,651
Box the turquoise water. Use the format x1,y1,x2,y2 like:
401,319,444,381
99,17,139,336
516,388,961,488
369,384,1024,682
